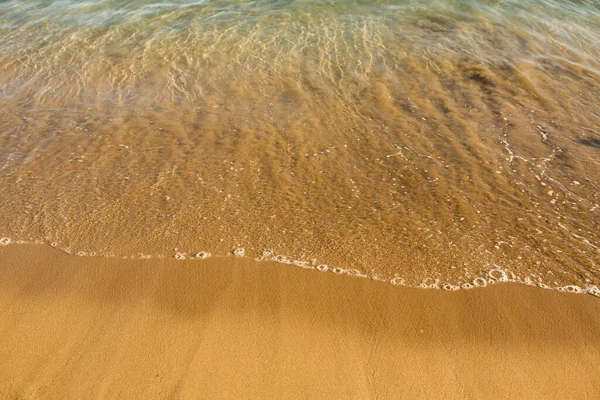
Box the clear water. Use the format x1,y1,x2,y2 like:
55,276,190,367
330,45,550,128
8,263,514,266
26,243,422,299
0,0,599,290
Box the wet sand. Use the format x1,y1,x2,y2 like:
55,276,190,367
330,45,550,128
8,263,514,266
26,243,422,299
0,244,599,399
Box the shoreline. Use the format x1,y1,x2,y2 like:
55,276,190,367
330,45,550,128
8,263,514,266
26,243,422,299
1,244,600,398
2,240,599,297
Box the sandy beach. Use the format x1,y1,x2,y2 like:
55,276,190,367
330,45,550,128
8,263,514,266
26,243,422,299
1,1,599,398
0,244,599,399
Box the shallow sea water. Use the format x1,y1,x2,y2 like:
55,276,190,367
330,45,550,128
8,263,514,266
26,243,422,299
0,0,599,290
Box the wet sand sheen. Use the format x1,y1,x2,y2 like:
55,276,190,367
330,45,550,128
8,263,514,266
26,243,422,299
1,244,599,399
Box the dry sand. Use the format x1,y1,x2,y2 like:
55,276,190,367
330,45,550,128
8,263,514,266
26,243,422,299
0,244,599,399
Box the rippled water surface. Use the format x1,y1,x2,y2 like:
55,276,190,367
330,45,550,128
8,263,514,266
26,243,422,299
1,0,599,289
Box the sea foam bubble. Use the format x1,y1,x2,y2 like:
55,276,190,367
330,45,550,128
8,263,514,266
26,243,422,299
195,251,211,259
233,248,245,257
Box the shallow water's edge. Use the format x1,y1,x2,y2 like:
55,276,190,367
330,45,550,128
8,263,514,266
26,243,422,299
1,237,597,298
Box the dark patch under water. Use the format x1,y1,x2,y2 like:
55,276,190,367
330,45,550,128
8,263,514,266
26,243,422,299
578,137,600,148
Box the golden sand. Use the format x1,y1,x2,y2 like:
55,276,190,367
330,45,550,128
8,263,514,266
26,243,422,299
1,3,599,398
1,244,599,399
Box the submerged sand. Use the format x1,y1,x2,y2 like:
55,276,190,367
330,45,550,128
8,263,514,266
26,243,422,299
1,1,599,288
0,244,599,399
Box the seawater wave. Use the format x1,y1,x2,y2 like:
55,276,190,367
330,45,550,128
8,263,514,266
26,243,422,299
1,238,599,297
1,0,599,290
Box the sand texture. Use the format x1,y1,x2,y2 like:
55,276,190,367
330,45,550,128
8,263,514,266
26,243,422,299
0,244,599,399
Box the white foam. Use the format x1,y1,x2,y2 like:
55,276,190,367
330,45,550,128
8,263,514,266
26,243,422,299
419,278,439,289
2,241,599,298
586,286,600,297
259,250,273,259
489,268,508,282
347,269,368,278
292,260,313,269
473,277,487,287
556,285,583,294
233,248,245,257
442,284,460,291
195,251,211,259
390,277,405,286
523,277,535,286
272,255,292,264
537,282,550,289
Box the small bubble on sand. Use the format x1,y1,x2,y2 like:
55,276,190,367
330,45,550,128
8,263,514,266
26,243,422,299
260,250,273,258
273,255,290,264
390,277,405,286
538,282,550,289
233,248,245,257
559,285,583,294
196,251,211,259
0,237,11,246
347,269,367,278
586,286,600,297
293,260,312,269
419,278,439,289
489,268,508,282
442,284,459,291
473,277,487,287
